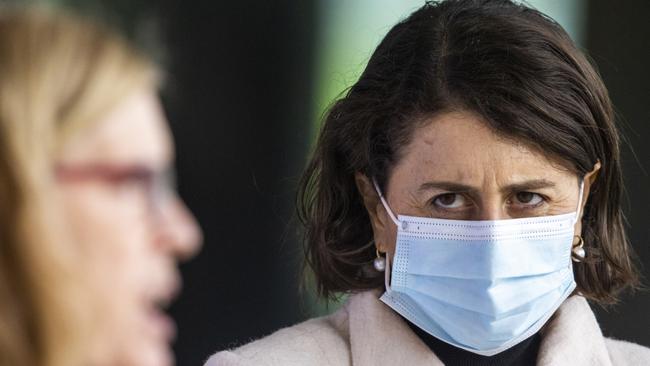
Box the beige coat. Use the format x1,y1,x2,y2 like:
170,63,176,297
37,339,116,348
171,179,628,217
205,291,650,365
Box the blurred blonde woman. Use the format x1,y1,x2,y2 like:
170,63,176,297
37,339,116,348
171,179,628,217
0,6,201,366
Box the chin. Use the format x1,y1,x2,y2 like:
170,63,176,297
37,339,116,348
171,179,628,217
124,341,174,366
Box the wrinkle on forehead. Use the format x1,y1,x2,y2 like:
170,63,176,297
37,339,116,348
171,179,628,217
389,111,578,193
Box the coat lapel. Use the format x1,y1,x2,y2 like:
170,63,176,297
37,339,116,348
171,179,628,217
537,295,612,366
346,291,611,366
347,290,443,366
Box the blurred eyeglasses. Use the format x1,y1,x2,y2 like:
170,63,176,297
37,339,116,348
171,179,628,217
55,163,177,216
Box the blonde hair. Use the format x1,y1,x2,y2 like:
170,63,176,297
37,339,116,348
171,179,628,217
0,6,157,366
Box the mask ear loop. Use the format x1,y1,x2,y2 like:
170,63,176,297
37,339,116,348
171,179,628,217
384,253,392,292
570,179,588,263
372,178,398,292
372,178,399,292
372,179,400,226
573,179,586,225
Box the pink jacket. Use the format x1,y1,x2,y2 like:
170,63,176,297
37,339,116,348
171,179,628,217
205,291,650,365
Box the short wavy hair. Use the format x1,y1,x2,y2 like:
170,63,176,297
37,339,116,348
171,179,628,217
297,0,639,304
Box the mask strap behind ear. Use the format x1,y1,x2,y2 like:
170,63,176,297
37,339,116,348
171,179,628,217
573,180,586,225
372,178,400,226
384,252,392,291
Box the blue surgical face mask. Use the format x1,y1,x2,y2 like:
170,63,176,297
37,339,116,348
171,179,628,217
374,180,584,356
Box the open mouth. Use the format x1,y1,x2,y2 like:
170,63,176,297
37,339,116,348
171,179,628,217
144,276,181,342
147,302,176,342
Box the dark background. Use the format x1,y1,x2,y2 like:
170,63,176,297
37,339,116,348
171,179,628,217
161,1,317,364
23,1,650,364
586,1,650,346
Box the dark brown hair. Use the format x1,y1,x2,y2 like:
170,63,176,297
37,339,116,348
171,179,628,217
297,0,639,303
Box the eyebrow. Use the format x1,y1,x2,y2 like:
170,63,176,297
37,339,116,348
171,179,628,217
418,179,557,194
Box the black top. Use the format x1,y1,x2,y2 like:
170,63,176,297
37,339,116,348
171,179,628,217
406,320,541,366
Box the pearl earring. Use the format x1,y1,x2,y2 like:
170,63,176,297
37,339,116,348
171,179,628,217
571,235,586,262
374,248,386,272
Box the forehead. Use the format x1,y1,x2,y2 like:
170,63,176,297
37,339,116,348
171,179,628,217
391,111,574,186
59,87,172,166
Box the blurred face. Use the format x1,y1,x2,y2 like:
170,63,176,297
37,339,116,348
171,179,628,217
357,111,599,260
56,87,202,366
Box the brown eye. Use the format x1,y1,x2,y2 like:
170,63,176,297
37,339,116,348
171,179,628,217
433,193,466,209
514,192,543,205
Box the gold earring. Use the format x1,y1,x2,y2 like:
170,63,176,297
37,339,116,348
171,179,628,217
571,235,586,262
374,248,386,272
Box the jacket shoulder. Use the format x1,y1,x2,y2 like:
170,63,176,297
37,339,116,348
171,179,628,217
605,338,650,365
204,309,350,366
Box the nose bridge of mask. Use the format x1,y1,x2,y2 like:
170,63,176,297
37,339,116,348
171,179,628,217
372,179,585,226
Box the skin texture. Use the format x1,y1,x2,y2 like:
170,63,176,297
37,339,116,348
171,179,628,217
356,111,599,261
56,87,202,366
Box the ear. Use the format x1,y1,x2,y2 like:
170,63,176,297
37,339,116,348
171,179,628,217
576,161,601,232
354,172,391,253
580,161,601,210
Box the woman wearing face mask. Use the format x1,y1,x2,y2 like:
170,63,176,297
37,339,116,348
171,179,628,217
206,0,648,365
0,7,201,366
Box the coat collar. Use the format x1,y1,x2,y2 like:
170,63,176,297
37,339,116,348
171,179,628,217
345,290,612,366
537,295,612,366
347,290,443,366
